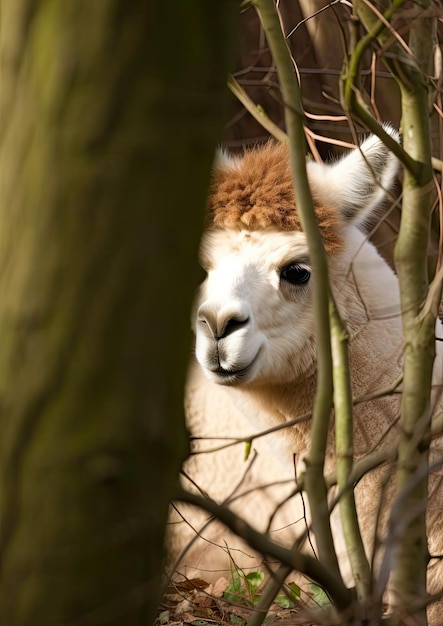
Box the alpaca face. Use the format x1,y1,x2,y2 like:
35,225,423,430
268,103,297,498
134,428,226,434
195,129,399,388
195,228,316,386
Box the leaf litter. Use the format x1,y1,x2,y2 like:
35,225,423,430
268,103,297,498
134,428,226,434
157,574,332,626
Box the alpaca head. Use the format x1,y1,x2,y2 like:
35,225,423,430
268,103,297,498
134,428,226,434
195,131,399,387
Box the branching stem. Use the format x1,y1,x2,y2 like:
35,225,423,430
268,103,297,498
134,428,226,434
252,0,342,587
177,487,351,611
347,0,440,621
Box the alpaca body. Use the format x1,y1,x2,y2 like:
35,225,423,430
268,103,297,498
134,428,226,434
167,134,443,622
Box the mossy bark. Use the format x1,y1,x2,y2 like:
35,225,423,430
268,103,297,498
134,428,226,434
0,2,238,625
348,1,438,623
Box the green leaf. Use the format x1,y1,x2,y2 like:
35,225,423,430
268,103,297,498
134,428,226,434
227,576,242,593
288,582,301,600
224,575,245,604
244,440,251,461
310,584,330,607
274,595,294,609
244,571,264,593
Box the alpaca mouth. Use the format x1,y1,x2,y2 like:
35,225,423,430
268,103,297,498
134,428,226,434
215,363,253,383
209,350,261,386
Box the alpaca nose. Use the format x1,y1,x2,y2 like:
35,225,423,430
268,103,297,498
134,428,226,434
197,304,250,340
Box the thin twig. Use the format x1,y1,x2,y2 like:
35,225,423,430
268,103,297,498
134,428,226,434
330,292,372,600
228,75,288,144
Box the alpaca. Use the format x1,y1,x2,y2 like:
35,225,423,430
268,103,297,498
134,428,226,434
167,133,443,622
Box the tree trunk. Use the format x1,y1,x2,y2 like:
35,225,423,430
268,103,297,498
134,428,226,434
0,2,238,625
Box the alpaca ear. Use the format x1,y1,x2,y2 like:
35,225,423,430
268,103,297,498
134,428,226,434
308,125,399,226
214,147,241,170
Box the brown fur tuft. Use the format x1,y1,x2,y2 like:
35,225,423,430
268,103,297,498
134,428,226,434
207,141,343,254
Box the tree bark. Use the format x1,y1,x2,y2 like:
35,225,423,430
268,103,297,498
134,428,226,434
0,2,238,625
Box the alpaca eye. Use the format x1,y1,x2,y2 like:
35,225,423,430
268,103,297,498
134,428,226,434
280,263,311,285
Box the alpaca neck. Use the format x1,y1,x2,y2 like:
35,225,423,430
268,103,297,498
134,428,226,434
228,372,317,467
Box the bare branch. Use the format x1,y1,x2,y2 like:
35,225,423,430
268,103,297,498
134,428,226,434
176,487,352,612
330,293,371,599
252,0,341,581
228,75,288,144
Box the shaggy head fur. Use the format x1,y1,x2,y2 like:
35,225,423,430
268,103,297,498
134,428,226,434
206,141,344,254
